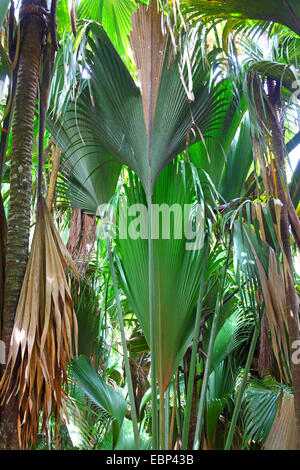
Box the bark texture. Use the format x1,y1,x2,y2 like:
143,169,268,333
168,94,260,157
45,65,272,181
67,208,97,278
0,1,45,449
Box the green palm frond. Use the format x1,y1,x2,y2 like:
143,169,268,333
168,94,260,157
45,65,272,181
247,61,298,95
276,31,300,67
243,378,292,446
114,418,151,450
219,114,254,201
65,390,112,449
187,81,254,203
212,309,254,369
70,355,127,447
78,18,228,193
181,0,300,36
78,0,137,56
47,99,122,214
206,358,240,447
0,0,9,31
71,280,102,358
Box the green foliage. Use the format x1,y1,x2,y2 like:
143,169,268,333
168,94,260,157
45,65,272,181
71,280,102,358
1,0,299,452
70,355,127,448
243,378,292,446
0,0,10,31
182,0,300,36
116,160,208,392
206,358,240,447
78,0,137,56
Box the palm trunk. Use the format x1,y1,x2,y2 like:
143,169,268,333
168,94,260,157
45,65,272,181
267,79,300,450
0,197,7,329
187,363,199,450
0,0,46,449
66,208,97,278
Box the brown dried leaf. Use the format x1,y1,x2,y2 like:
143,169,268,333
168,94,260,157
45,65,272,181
130,4,168,135
264,393,296,450
246,231,290,382
0,197,78,448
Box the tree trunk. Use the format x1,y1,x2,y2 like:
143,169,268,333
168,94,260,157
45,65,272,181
0,197,7,327
67,208,97,277
183,346,199,449
267,79,300,450
0,0,46,449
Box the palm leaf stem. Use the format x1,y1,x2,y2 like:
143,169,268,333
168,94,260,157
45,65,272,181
193,235,232,450
147,191,159,450
104,232,140,450
175,371,183,446
181,238,210,450
224,320,260,450
160,383,165,450
165,387,169,450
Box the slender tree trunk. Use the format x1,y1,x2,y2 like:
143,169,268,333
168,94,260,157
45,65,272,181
187,375,198,449
182,346,199,449
0,197,7,327
267,79,300,450
66,208,97,277
0,0,46,449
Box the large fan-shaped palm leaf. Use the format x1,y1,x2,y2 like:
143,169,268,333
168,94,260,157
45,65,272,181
49,9,226,205
115,160,208,394
76,13,227,193
243,378,294,448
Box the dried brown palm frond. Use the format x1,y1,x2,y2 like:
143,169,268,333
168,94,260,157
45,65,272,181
129,3,169,135
264,392,297,450
257,246,290,381
0,196,79,448
246,201,291,382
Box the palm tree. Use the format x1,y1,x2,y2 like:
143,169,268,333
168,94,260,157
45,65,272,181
238,28,300,447
0,0,49,449
48,3,227,449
